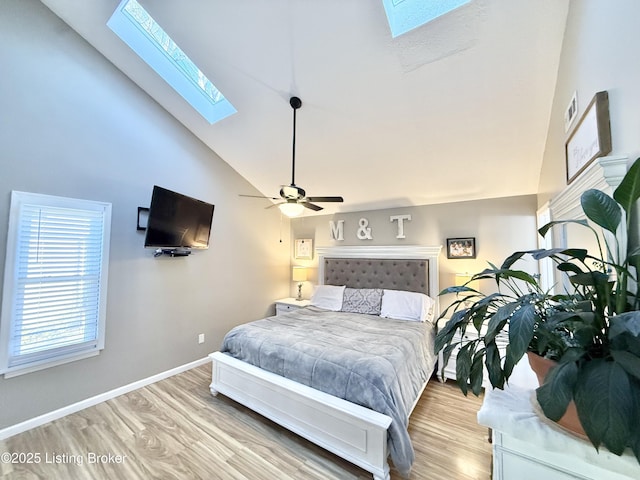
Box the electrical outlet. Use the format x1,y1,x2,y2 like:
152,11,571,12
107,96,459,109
198,333,205,344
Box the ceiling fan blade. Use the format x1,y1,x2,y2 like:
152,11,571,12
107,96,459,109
302,202,323,211
265,202,284,209
305,196,344,203
240,194,280,200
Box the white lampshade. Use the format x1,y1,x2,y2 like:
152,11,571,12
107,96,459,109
292,266,307,282
455,273,473,287
455,273,479,292
279,202,305,217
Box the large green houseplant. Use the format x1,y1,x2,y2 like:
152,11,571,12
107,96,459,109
435,157,640,462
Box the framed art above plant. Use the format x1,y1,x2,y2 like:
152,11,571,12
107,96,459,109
446,237,476,259
565,91,612,184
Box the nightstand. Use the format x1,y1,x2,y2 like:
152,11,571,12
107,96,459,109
437,317,508,388
275,297,311,316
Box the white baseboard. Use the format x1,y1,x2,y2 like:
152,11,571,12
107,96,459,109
0,357,210,441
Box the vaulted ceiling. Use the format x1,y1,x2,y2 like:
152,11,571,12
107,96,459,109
40,0,570,215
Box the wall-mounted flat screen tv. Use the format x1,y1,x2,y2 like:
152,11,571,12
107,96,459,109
144,186,214,249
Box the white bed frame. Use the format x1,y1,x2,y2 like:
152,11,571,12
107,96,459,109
209,245,441,480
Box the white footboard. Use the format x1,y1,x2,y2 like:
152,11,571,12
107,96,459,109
209,351,392,480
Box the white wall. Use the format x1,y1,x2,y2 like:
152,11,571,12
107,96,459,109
537,0,640,206
291,196,540,309
0,0,290,428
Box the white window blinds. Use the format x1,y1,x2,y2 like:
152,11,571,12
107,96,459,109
0,192,111,377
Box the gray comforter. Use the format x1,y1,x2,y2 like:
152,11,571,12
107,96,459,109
220,306,436,476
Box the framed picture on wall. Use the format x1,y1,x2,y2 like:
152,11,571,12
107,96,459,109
565,91,612,184
295,238,313,259
446,237,476,259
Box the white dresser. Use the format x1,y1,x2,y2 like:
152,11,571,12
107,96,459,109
274,297,311,316
477,362,640,480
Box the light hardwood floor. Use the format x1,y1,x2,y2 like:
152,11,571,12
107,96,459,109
0,364,491,479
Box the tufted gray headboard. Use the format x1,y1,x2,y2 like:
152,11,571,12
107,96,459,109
315,246,442,303
323,258,429,295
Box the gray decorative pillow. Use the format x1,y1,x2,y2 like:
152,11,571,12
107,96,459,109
341,288,384,315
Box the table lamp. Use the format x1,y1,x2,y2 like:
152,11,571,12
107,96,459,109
292,266,307,301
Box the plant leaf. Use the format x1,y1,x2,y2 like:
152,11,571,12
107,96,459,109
471,304,490,332
581,189,621,234
484,303,515,344
561,248,590,261
507,304,536,361
609,311,640,338
574,359,633,455
613,157,640,216
633,437,640,470
629,379,640,464
434,311,468,350
557,262,584,275
536,360,578,420
538,219,588,237
569,271,609,287
496,269,540,285
501,251,528,269
529,248,564,260
438,343,458,379
573,322,599,346
559,346,588,364
611,350,640,381
470,351,484,396
439,285,477,296
456,342,474,396
484,342,504,389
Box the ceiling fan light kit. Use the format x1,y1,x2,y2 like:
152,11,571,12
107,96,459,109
241,96,344,217
279,202,305,217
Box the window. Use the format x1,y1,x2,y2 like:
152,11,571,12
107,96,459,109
107,0,236,124
0,192,111,377
382,0,471,38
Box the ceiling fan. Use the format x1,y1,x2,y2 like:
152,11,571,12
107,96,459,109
241,96,344,217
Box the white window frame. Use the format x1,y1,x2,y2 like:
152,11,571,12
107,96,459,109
107,0,236,125
0,191,112,378
382,0,470,38
536,202,555,294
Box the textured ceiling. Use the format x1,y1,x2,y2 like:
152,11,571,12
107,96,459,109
40,0,570,215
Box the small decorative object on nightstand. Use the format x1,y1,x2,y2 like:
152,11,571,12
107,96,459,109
275,298,311,316
292,266,307,301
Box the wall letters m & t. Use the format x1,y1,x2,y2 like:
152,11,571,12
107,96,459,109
329,214,411,241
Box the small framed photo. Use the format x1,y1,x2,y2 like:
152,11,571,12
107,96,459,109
295,238,313,259
446,237,476,259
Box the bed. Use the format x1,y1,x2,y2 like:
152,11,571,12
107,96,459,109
209,245,441,480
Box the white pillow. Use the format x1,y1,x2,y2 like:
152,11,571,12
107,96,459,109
380,289,436,323
310,285,345,311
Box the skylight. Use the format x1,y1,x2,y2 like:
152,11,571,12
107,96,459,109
382,0,470,38
108,0,235,124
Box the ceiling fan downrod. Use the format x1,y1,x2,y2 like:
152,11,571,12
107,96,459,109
290,96,302,187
